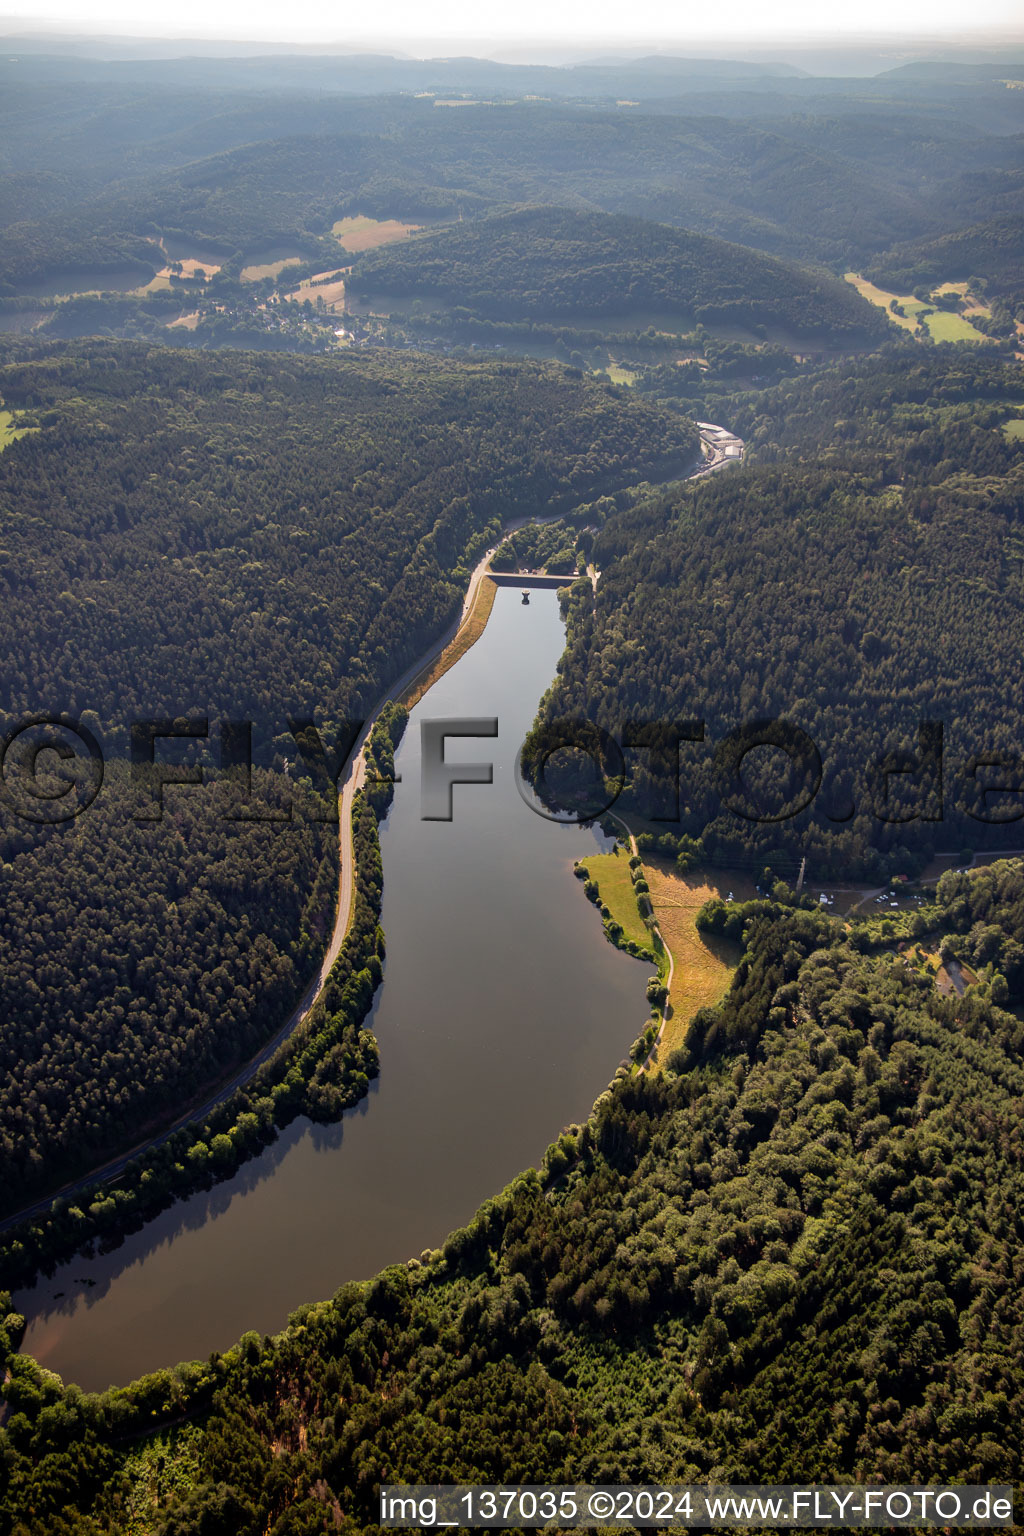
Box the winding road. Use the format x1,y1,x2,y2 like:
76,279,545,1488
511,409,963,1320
0,426,742,1237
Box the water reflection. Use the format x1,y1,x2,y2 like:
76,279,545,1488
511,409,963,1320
19,589,646,1389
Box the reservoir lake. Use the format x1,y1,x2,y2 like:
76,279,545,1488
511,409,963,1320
18,586,648,1390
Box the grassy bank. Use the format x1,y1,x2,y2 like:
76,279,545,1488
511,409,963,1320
844,271,992,344
577,847,652,949
398,573,498,710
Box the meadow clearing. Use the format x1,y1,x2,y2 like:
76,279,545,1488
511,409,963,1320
579,849,752,1068
644,862,752,1064
240,247,306,281
845,271,991,343
0,410,37,452
578,847,653,951
332,216,422,252
137,257,221,295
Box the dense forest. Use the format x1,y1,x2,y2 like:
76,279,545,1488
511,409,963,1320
0,769,334,1209
0,338,695,1208
0,340,695,741
865,215,1024,306
347,206,886,342
526,346,1024,878
2,859,1022,1531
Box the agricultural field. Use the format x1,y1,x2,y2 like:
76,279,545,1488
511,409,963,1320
845,271,992,343
240,249,305,281
1003,416,1024,440
933,279,992,319
923,307,990,342
578,848,652,951
332,215,422,252
843,271,919,330
137,256,220,295
285,271,348,311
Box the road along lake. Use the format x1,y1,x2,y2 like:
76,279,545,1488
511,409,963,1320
18,585,649,1389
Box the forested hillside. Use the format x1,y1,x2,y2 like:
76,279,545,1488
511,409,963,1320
865,215,1024,305
3,89,1022,294
0,771,335,1205
528,347,1024,878
348,206,885,342
3,861,1022,1531
1,43,1023,1535
0,339,695,1205
0,340,694,739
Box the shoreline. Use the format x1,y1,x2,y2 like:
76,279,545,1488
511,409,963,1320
1,433,742,1240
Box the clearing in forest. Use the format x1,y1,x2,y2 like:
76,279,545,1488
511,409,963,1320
644,863,754,1065
845,272,991,343
0,410,38,452
137,257,220,295
332,216,422,252
933,280,992,319
923,308,990,343
844,272,920,331
240,251,305,281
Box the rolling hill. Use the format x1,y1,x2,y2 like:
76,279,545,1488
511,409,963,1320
2,94,1010,295
864,213,1024,300
348,205,889,342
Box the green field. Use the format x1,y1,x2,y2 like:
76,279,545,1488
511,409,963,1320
844,272,919,331
579,848,651,948
845,271,991,344
923,308,989,343
0,410,37,453
1004,416,1024,440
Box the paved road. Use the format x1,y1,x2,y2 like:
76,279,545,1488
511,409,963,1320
0,541,506,1237
1,435,740,1235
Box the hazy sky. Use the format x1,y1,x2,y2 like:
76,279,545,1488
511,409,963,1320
4,0,1024,47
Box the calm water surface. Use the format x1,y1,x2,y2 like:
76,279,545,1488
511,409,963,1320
18,589,647,1389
